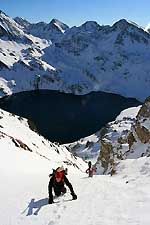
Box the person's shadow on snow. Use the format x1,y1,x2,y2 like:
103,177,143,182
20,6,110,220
22,198,48,216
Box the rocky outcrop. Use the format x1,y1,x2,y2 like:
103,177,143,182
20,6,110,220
127,132,136,149
97,139,114,174
64,131,101,161
96,106,141,174
134,97,150,143
96,98,150,174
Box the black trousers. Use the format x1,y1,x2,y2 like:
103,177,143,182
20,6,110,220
54,186,66,196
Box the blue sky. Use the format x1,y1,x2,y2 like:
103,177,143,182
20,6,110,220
1,0,150,27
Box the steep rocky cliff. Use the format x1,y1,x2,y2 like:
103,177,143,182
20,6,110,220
96,97,150,174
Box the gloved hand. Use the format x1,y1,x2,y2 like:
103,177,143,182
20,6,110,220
71,193,77,200
48,198,54,204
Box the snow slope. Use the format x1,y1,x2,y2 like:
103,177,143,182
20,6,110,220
0,108,87,224
64,131,101,163
1,107,150,225
1,152,150,225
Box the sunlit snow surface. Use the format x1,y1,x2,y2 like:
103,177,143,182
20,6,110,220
0,106,150,225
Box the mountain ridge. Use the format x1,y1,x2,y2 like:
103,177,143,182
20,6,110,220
0,10,150,100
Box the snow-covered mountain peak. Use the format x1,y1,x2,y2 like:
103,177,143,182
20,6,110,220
112,19,130,30
128,20,143,29
112,18,148,40
14,18,68,42
0,11,32,43
112,18,143,32
80,21,101,32
14,16,31,29
0,10,10,18
144,21,150,32
0,11,21,30
49,18,69,33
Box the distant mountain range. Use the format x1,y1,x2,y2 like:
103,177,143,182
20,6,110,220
0,10,150,100
14,17,69,42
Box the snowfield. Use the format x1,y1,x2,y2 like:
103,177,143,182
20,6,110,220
0,108,150,225
1,157,150,225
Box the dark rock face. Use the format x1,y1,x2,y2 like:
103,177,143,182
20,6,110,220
97,139,114,173
134,97,150,143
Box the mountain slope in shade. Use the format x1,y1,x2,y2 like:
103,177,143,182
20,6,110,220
14,17,69,42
